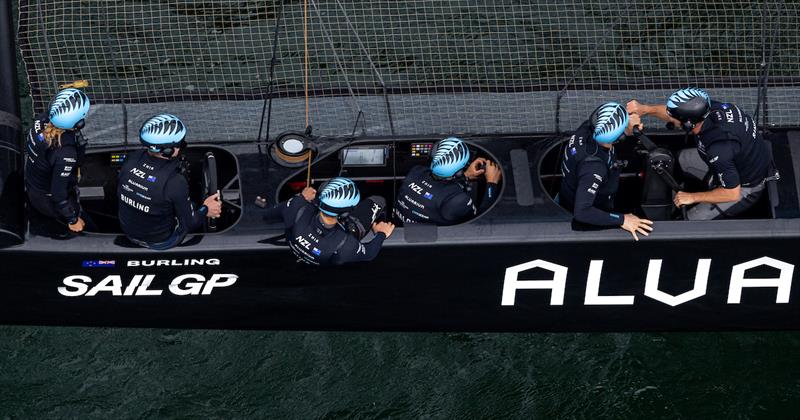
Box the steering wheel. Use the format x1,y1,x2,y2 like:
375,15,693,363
202,152,220,232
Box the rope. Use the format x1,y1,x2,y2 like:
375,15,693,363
303,0,310,128
306,151,313,188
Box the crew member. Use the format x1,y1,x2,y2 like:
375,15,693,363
394,137,501,225
265,177,394,266
118,114,221,250
25,88,92,234
559,102,654,240
627,88,772,220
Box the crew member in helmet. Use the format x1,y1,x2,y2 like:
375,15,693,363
627,88,771,220
559,102,654,240
264,177,394,266
25,88,93,234
118,114,221,250
395,137,502,225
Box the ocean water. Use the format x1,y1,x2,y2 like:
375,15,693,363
4,1,800,417
0,328,798,418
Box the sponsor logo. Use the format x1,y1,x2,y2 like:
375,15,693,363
63,157,76,163
126,258,220,267
127,179,149,191
82,260,116,268
58,274,238,297
501,257,794,307
120,193,150,213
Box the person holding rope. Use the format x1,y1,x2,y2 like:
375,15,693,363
25,87,95,236
558,102,654,240
394,137,502,226
264,177,394,266
627,88,774,220
118,114,221,250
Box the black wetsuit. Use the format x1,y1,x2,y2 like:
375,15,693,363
24,115,84,224
394,165,498,225
696,101,770,189
118,150,207,249
558,121,623,227
265,196,386,266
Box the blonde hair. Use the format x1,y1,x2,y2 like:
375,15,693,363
42,122,65,148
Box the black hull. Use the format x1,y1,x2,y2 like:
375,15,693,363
1,235,798,332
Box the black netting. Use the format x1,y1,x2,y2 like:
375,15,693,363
17,0,800,145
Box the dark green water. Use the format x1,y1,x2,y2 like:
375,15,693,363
1,328,798,418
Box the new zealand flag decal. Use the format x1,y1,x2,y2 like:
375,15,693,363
424,192,434,200
146,175,157,182
312,247,321,256
82,260,116,268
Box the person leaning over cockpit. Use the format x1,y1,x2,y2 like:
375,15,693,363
558,102,654,241
25,88,93,235
627,88,772,220
394,137,502,225
264,177,394,266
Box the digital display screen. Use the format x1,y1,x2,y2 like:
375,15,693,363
341,147,386,166
110,153,127,166
411,143,434,157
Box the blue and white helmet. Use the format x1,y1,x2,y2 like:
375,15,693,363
48,88,90,130
666,87,711,124
431,137,470,178
591,102,629,144
139,114,187,150
319,177,360,216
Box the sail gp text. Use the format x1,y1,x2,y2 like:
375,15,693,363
58,258,237,297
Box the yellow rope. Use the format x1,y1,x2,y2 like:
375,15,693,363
306,151,312,188
59,80,89,89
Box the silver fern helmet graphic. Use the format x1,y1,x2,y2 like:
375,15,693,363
139,114,187,147
591,102,628,144
48,88,90,130
431,137,470,178
666,88,711,124
319,177,360,216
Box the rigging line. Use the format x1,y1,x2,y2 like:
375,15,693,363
100,5,128,149
306,150,312,188
554,23,618,134
309,0,365,132
754,0,784,130
304,0,310,129
333,0,395,136
754,0,770,128
257,0,286,145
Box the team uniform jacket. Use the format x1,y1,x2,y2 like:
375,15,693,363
24,115,84,223
118,150,206,243
266,196,386,266
559,121,623,227
395,165,498,225
696,101,770,189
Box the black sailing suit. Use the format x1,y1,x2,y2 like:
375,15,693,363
118,150,207,250
558,121,623,227
394,165,498,225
